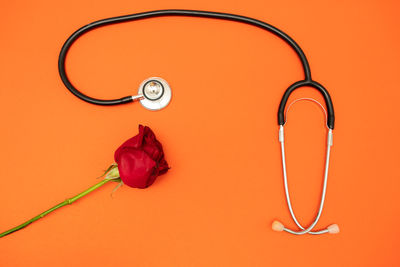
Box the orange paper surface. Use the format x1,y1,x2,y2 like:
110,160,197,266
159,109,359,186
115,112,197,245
1,1,399,266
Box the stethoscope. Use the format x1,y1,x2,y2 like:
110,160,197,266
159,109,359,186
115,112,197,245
58,9,338,235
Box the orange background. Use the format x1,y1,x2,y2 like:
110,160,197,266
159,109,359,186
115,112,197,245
1,0,399,266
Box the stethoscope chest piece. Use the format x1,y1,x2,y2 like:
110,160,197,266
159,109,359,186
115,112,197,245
138,77,172,111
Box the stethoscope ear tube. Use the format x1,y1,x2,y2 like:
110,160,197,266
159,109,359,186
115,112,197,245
274,125,338,235
278,80,335,129
275,84,336,235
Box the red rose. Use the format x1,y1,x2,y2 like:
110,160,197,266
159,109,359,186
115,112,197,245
114,125,169,188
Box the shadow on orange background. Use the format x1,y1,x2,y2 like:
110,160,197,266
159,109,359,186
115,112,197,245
0,0,399,266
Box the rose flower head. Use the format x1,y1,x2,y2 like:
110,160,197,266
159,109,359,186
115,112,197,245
113,125,169,188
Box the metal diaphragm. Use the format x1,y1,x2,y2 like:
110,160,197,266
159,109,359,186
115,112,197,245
138,77,172,110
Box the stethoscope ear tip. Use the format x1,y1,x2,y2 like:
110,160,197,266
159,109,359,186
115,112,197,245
327,224,340,234
271,220,339,234
272,220,284,232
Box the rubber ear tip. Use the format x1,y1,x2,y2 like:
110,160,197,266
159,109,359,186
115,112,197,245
272,220,284,232
327,224,340,234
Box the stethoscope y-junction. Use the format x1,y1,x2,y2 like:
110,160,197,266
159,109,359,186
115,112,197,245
58,9,339,235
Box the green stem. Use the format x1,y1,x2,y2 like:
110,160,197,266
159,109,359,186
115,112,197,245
0,179,112,238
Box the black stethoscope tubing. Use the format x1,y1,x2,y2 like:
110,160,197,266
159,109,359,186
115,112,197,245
58,9,334,129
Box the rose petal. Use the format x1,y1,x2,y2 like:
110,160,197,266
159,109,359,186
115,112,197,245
116,148,157,188
114,125,145,160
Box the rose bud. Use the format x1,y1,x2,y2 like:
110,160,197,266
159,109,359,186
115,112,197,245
114,125,169,188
